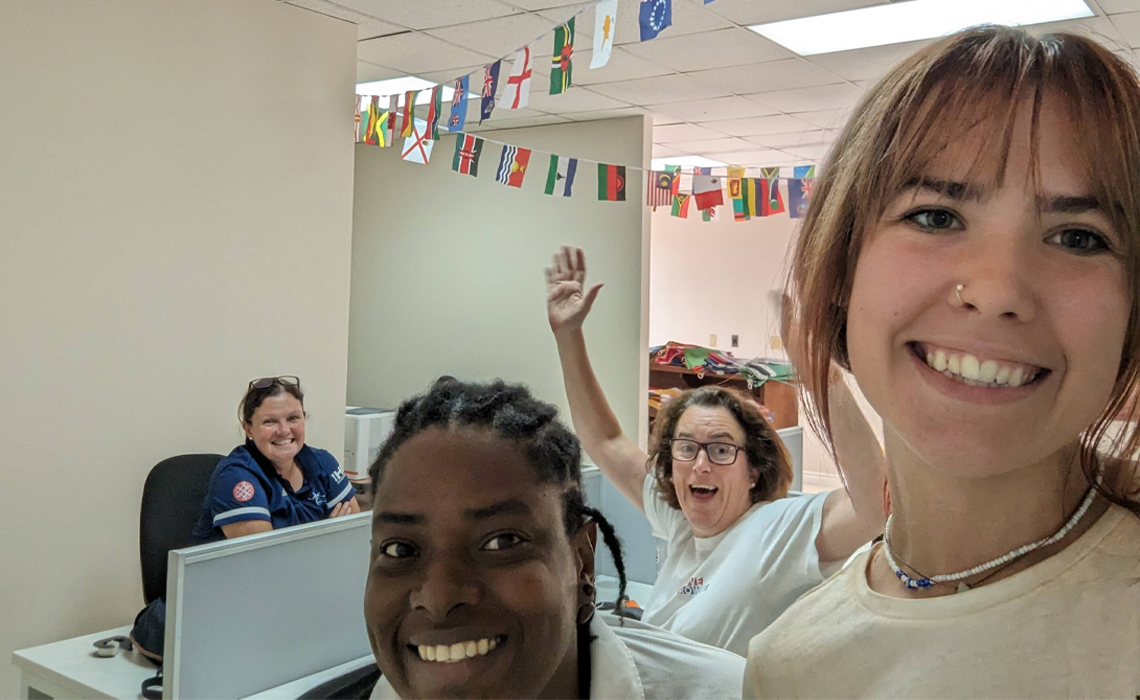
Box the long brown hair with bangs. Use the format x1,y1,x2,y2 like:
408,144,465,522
791,25,1140,516
648,386,793,510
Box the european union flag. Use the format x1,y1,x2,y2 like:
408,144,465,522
639,0,671,41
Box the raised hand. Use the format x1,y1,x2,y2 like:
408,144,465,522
545,245,603,338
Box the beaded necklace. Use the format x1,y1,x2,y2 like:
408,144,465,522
882,485,1098,590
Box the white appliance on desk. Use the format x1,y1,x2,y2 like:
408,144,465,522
344,407,395,480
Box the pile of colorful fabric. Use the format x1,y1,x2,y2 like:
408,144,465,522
649,341,795,389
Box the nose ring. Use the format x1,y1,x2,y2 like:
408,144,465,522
955,284,966,306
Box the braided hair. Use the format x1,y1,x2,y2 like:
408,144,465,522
368,379,628,613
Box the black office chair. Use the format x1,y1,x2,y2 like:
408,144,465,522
139,454,222,603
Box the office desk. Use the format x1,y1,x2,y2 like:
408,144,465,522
11,627,374,700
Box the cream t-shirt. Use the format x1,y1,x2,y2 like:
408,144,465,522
744,505,1140,698
642,476,832,656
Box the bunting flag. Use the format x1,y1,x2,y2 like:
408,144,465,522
793,164,816,179
354,96,364,143
639,0,672,41
452,133,484,177
598,163,627,201
480,61,501,124
385,95,399,147
426,85,444,140
545,155,578,197
401,118,434,165
550,18,575,95
496,144,531,188
448,76,469,133
501,47,533,110
788,178,813,219
401,90,420,137
671,193,691,218
591,0,618,69
646,170,676,207
701,206,719,222
727,167,746,221
367,96,386,146
692,167,723,210
760,167,785,216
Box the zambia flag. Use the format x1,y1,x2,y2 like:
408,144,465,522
551,18,575,95
598,163,626,201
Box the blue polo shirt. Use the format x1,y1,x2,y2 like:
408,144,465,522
191,441,355,544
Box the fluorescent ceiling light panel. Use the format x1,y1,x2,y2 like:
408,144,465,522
356,76,477,106
749,0,1093,56
651,156,728,170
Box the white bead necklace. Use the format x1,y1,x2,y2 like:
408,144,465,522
882,485,1098,590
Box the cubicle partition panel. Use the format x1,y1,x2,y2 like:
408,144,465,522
164,513,374,699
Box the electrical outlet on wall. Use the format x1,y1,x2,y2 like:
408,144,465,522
731,334,739,348
709,333,717,347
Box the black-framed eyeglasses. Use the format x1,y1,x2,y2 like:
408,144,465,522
669,438,740,466
248,375,300,391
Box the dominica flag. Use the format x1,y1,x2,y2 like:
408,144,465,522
452,133,484,177
760,167,785,216
426,85,444,140
495,144,531,188
793,164,816,179
727,167,747,221
545,155,578,197
551,18,575,95
401,90,420,138
789,178,814,219
692,166,723,210
598,163,626,201
671,193,691,218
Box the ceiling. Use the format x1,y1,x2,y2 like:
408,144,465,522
285,0,1140,169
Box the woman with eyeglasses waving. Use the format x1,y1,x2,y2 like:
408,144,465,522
546,246,886,655
191,376,360,543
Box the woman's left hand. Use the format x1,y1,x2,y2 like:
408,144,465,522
329,499,358,518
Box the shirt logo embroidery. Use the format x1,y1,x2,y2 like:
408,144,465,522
233,481,255,503
281,486,288,498
678,576,709,596
310,491,327,507
331,467,346,484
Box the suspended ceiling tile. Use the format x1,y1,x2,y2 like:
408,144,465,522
417,64,489,85
1099,0,1140,14
566,106,649,122
700,114,816,137
358,32,497,73
333,0,517,30
783,143,834,160
687,58,845,95
712,149,798,167
653,142,687,158
747,82,865,113
507,0,590,10
804,40,932,82
535,3,596,38
1031,15,1128,50
470,114,574,131
427,13,561,59
356,60,406,83
286,0,404,34
572,47,674,85
746,129,834,149
527,87,633,113
787,107,853,130
648,96,780,123
702,0,882,26
623,27,793,72
1110,12,1140,47
588,73,729,104
660,137,756,154
611,0,736,46
653,122,728,142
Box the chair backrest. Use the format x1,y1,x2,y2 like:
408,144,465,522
139,454,222,603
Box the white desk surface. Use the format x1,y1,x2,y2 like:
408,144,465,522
11,626,376,699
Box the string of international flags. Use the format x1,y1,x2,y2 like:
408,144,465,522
354,0,817,220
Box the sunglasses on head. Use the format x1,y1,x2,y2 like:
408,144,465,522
248,375,301,391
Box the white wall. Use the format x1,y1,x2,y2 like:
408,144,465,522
648,204,882,486
0,1,356,693
348,117,651,445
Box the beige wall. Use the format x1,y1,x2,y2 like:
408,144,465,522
648,201,882,485
0,1,356,693
348,117,651,445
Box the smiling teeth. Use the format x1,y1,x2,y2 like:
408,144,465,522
417,637,499,663
922,346,1038,388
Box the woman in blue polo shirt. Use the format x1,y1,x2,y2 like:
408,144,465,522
192,376,360,543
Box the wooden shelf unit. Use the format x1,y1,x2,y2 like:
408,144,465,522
648,364,799,430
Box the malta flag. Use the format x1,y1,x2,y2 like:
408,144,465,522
451,133,483,177
500,47,533,110
692,168,723,210
597,163,626,201
544,155,578,197
495,145,531,188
